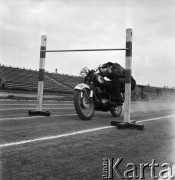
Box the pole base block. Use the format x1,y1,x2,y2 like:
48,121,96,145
111,121,123,126
28,110,50,116
111,121,144,130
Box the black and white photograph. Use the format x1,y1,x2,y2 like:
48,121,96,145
0,0,175,179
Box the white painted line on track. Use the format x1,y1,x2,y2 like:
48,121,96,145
0,114,175,148
0,104,73,106
0,103,169,106
0,126,113,148
0,114,77,121
0,107,74,111
137,115,175,123
0,104,173,111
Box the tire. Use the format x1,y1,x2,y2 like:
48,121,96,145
74,89,95,120
110,105,122,117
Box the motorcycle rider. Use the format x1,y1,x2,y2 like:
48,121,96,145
99,62,136,105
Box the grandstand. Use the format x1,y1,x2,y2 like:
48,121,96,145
0,65,175,101
0,65,83,94
47,72,83,89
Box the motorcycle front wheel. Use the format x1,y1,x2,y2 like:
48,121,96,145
74,89,95,120
110,105,122,117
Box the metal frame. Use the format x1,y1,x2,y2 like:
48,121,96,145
41,48,128,53
28,28,144,130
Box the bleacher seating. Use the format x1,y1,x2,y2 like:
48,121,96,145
0,65,175,101
0,65,79,93
46,72,83,89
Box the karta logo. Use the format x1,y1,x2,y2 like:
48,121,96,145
102,158,174,179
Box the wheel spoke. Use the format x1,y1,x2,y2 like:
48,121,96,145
79,90,94,116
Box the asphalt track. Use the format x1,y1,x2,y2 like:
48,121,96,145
0,100,175,179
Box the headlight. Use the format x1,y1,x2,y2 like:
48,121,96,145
80,67,89,78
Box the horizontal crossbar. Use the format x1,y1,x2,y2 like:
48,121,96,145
41,48,128,53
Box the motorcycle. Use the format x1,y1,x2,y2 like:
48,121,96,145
74,66,124,120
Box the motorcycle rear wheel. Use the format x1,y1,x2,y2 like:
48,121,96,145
110,105,122,117
74,89,95,120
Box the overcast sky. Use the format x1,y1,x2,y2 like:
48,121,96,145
0,0,175,87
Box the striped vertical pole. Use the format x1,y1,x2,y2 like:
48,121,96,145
36,35,47,111
111,29,143,129
124,29,132,123
29,35,50,116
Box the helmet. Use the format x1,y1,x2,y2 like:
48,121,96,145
106,62,113,67
99,67,107,76
99,64,107,76
99,62,113,76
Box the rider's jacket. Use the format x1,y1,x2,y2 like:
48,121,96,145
102,62,136,91
102,62,125,80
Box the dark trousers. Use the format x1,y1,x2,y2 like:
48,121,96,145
101,77,136,101
111,78,122,101
101,78,122,101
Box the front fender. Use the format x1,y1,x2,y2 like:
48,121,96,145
74,83,90,91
